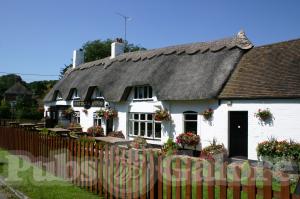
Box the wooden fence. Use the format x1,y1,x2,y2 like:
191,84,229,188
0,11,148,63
0,126,299,199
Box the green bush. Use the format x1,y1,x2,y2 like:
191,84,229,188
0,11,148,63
0,100,11,119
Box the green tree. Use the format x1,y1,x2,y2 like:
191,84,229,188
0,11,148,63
59,39,145,78
15,96,43,120
0,100,11,119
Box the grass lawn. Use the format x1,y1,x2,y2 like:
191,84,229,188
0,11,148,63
0,148,100,199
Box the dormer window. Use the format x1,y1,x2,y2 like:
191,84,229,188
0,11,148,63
134,86,153,100
55,91,63,101
72,89,80,100
92,88,103,99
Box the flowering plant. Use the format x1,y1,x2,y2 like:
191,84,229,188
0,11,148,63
255,108,272,121
154,107,171,121
176,132,200,148
201,108,213,120
96,108,118,120
162,138,179,156
257,137,300,161
131,137,147,149
87,126,104,137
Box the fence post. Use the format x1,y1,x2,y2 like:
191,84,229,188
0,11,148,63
263,168,273,199
281,172,290,198
207,160,215,199
175,158,181,199
219,162,227,199
232,165,241,199
149,151,155,199
248,166,256,199
186,158,192,199
141,150,147,199
157,155,163,199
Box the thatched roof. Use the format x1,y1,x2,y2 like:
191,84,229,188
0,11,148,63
44,32,253,102
4,82,32,96
220,38,300,99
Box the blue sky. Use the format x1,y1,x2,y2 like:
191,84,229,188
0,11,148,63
1,0,300,82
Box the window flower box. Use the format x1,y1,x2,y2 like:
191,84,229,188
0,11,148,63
200,139,227,162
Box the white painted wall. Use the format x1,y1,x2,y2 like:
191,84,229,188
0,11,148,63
45,97,300,161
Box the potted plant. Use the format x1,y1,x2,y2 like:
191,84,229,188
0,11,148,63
154,107,171,121
201,138,227,162
130,137,147,149
176,132,200,156
255,108,272,121
107,131,125,138
201,108,214,120
162,138,179,156
87,126,104,137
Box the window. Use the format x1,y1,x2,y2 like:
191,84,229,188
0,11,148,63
55,91,63,101
128,113,161,139
72,111,80,124
183,111,198,134
93,112,102,126
133,86,153,100
92,88,103,99
72,89,80,99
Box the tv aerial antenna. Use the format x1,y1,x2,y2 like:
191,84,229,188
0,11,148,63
116,12,132,44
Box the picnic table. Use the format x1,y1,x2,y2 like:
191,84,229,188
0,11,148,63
35,122,45,128
8,121,19,127
19,123,35,130
47,128,70,137
95,136,132,146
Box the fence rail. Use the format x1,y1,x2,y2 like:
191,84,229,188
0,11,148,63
0,126,299,199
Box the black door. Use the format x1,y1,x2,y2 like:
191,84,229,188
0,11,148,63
229,111,248,158
106,118,113,134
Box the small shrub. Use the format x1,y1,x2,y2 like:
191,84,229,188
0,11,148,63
162,138,178,156
79,135,96,145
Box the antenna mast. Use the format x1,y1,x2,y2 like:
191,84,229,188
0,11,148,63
116,13,131,45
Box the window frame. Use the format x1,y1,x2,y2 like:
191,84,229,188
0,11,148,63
183,111,198,134
93,112,102,126
72,89,80,100
92,88,104,100
72,111,80,124
128,112,161,140
133,86,153,100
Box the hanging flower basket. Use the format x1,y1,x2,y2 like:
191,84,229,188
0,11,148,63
96,108,118,120
255,108,272,121
83,109,88,115
63,107,75,117
201,108,214,120
154,107,171,121
176,132,200,149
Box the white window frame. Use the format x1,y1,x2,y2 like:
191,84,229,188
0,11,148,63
93,112,102,126
133,86,153,100
183,111,198,134
55,92,63,101
128,113,161,139
72,111,80,124
92,88,104,100
72,89,80,100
